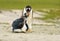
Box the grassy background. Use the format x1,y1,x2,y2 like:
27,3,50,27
0,0,60,9
0,0,60,19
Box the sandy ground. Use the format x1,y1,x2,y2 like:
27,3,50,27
0,10,60,41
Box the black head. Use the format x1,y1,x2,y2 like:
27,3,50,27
25,5,32,12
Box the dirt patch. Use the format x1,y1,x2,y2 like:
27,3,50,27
0,10,60,41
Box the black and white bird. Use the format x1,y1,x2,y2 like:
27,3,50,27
12,5,33,32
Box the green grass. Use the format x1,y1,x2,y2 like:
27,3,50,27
34,9,60,21
41,9,60,20
0,0,60,9
0,0,60,19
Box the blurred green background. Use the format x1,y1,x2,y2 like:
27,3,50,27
0,0,60,9
0,0,60,19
